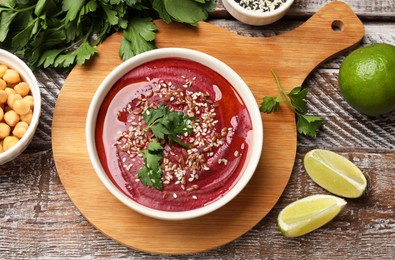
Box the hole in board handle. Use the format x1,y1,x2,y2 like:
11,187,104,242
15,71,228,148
331,20,344,32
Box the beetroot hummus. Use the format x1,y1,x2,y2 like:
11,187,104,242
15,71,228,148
96,57,253,212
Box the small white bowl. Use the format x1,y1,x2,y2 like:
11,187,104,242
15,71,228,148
86,48,263,220
222,0,294,26
0,49,41,165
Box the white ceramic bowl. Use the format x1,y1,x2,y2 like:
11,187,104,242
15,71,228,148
222,0,294,26
0,49,41,165
86,48,263,220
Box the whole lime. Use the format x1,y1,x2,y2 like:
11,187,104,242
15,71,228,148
338,43,395,116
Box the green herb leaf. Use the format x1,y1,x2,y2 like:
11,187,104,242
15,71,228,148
287,86,309,114
143,102,193,146
120,17,157,60
74,41,99,65
138,103,194,189
162,0,211,26
143,102,168,126
0,1,213,69
0,11,17,42
296,114,325,138
152,0,172,23
62,0,86,22
260,70,325,138
260,96,282,113
138,140,164,190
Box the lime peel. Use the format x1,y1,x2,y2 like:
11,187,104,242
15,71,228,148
278,194,347,238
304,149,367,198
339,43,395,116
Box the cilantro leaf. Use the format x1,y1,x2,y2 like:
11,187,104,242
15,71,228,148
143,102,193,146
34,0,47,16
0,11,17,42
138,140,164,190
260,96,282,113
138,166,163,190
143,102,167,126
62,0,86,22
260,70,325,138
162,0,211,26
100,2,119,26
150,124,169,139
38,49,64,68
0,1,213,69
137,103,194,188
120,17,157,60
74,41,99,65
296,115,325,138
147,139,163,152
152,0,172,23
287,86,309,114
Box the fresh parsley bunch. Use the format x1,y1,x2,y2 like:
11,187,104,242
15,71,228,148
0,0,215,69
260,70,324,138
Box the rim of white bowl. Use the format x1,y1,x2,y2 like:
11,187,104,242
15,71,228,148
224,0,294,18
86,48,263,220
0,49,41,164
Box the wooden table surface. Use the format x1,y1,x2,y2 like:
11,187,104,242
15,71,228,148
1,0,394,259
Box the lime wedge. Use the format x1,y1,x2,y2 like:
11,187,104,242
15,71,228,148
278,194,347,237
304,149,367,198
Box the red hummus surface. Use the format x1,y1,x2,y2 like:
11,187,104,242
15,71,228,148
96,57,253,212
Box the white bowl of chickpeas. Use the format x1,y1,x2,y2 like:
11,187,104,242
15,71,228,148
0,49,41,164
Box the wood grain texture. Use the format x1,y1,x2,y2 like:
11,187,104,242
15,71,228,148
0,0,394,259
214,0,395,21
51,2,365,255
51,31,295,256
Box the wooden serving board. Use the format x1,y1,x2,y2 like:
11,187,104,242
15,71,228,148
52,2,364,255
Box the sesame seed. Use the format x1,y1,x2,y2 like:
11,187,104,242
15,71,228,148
235,0,287,12
115,75,232,191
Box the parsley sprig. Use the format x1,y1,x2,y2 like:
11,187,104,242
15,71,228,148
260,70,324,138
143,103,194,147
0,0,215,70
138,103,194,189
138,140,164,190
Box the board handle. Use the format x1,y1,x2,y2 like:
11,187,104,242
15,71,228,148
284,2,365,72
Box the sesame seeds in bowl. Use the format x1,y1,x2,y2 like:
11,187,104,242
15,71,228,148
86,48,263,220
222,0,294,26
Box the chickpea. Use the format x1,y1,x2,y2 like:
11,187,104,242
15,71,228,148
3,136,19,151
0,90,7,104
13,99,30,115
14,82,30,97
0,64,8,78
0,122,11,139
20,110,32,125
0,79,6,90
4,110,20,127
0,64,34,150
7,93,22,109
5,87,16,96
13,122,28,138
23,95,34,109
3,69,21,85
